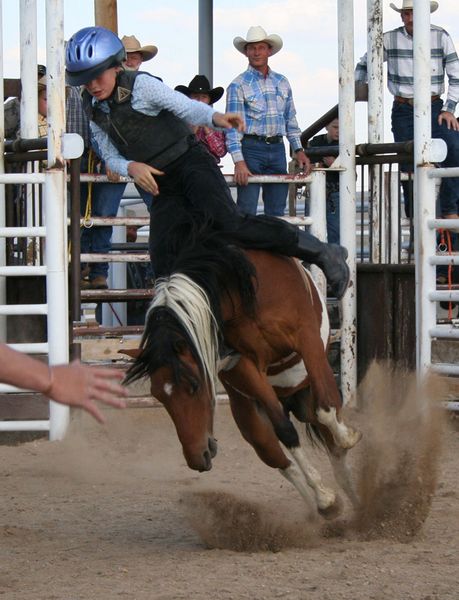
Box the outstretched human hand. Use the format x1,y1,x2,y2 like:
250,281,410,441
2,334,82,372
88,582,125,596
127,161,165,195
212,112,245,132
46,361,128,424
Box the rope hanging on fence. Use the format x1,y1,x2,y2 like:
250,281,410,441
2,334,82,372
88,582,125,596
82,150,95,229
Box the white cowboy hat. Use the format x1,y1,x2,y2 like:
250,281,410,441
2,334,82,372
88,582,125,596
390,0,438,13
121,35,158,62
233,26,283,56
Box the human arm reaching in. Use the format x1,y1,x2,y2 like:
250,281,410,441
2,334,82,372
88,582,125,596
0,344,127,424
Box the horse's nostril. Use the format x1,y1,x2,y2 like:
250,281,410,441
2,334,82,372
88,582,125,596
199,449,212,472
208,437,218,458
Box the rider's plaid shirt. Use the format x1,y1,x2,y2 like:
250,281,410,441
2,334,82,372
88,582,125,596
225,65,302,163
355,25,459,113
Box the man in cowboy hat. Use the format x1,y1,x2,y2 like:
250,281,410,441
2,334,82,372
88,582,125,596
175,75,227,162
121,35,158,72
355,1,459,221
226,26,310,217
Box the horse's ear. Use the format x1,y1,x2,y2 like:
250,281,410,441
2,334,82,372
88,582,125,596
118,348,141,359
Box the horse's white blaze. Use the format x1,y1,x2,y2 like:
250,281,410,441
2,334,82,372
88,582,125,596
163,382,173,396
317,407,362,449
290,446,336,510
280,462,315,508
268,360,307,389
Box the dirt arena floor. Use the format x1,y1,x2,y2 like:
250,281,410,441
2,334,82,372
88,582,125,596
0,364,458,600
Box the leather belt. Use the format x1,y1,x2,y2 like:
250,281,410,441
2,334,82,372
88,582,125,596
243,134,283,144
394,95,440,106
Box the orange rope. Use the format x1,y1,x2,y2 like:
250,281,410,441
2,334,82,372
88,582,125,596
438,229,454,319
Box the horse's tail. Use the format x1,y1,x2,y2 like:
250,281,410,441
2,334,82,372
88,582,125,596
304,422,328,452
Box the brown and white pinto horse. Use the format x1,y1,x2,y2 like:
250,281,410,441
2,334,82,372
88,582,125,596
125,231,361,518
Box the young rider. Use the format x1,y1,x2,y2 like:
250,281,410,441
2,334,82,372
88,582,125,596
65,27,350,299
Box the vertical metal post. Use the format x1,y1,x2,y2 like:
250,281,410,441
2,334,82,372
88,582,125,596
20,0,38,139
338,0,357,404
367,0,385,261
20,0,38,256
413,0,436,377
45,0,69,439
109,215,127,326
389,171,400,263
198,0,213,84
310,170,327,297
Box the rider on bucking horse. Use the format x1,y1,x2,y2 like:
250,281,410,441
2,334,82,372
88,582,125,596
65,26,350,299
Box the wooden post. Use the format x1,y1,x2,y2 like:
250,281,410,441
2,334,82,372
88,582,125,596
94,0,118,33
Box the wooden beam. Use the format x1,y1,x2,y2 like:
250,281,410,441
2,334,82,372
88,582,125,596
0,394,48,420
94,0,118,34
4,79,21,99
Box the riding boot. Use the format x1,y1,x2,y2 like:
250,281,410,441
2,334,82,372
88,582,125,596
296,230,350,299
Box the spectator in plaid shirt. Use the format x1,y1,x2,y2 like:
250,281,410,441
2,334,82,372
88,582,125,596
226,26,310,217
175,75,227,163
355,0,459,220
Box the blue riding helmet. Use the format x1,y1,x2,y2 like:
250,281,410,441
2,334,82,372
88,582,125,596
65,26,125,86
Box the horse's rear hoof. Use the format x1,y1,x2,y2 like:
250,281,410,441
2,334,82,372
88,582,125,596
341,427,362,450
318,494,343,520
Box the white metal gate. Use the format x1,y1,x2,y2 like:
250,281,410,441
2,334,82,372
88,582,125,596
0,0,71,439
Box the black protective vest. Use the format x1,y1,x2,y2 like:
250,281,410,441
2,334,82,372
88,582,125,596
82,71,193,169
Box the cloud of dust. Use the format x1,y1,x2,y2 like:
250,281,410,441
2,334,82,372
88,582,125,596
182,361,447,551
351,361,445,542
182,489,321,552
46,408,181,486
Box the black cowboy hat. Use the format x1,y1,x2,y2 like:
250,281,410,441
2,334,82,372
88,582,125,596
175,75,224,104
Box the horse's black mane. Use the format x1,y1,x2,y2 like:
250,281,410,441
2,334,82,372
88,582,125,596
125,214,258,385
163,218,258,327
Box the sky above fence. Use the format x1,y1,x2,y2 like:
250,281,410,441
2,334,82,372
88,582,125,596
3,0,459,171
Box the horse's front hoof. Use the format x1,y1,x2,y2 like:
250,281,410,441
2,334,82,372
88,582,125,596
318,494,343,520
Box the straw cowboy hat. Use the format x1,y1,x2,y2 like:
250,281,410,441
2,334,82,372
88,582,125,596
121,35,158,61
390,0,438,13
175,75,224,104
233,26,283,56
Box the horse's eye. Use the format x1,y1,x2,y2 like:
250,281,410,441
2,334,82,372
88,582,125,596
188,378,200,395
173,339,186,354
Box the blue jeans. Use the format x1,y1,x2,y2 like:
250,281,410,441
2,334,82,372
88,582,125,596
80,180,153,279
236,137,288,216
327,190,340,244
391,98,459,216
